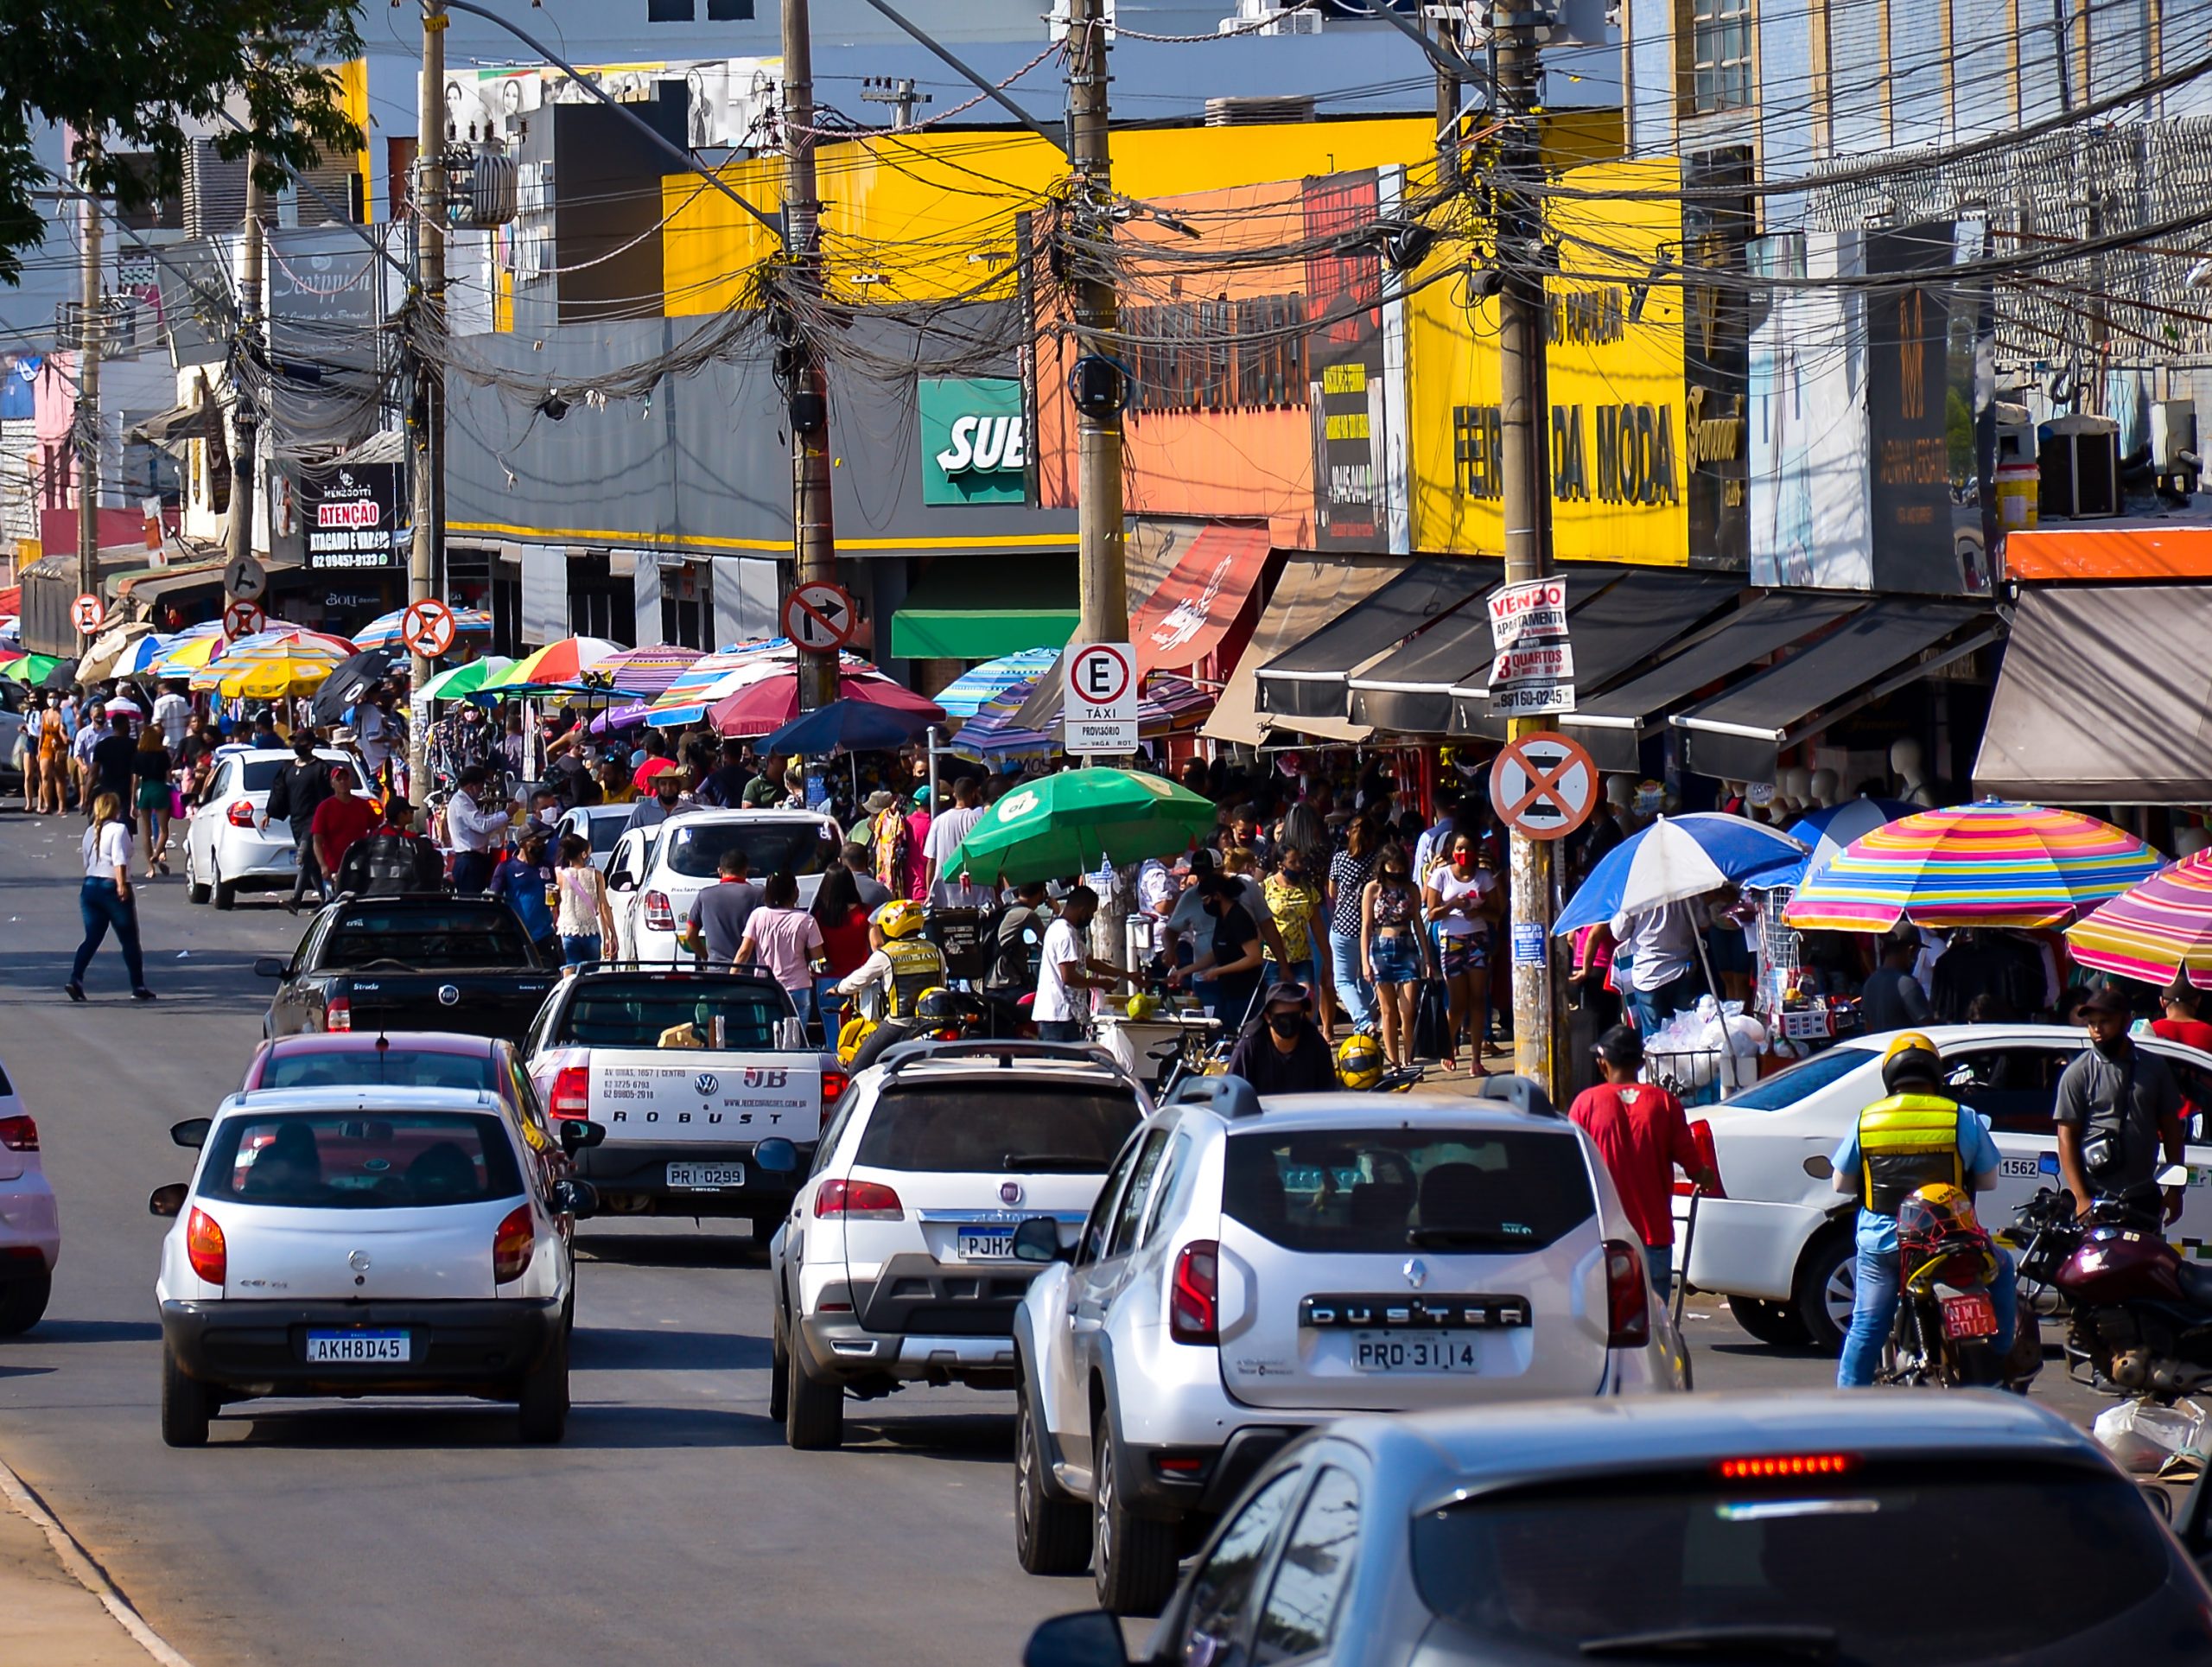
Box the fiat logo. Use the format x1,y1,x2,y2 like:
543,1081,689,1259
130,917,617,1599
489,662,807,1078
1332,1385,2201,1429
436,983,460,1007
695,1072,720,1097
1000,1181,1024,1206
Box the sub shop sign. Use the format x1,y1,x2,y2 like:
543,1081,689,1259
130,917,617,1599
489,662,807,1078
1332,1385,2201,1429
300,461,404,570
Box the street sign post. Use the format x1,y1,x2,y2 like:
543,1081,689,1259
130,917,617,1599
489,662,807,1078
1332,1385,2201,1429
782,582,857,652
1064,641,1138,754
222,597,267,641
400,598,458,659
224,553,268,601
1489,730,1599,842
71,593,105,637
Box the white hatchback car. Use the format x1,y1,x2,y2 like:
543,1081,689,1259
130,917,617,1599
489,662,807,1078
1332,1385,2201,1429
554,804,634,873
1010,1075,1686,1615
768,1041,1152,1450
182,748,369,909
1679,1023,2212,1352
151,1084,601,1446
607,809,842,964
0,1053,57,1334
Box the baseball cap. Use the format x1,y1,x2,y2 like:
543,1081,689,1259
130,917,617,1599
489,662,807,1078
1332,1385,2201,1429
2077,983,2133,1018
1264,982,1311,1010
1594,1025,1645,1069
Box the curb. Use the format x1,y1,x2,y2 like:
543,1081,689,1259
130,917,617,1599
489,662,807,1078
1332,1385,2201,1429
0,1455,194,1667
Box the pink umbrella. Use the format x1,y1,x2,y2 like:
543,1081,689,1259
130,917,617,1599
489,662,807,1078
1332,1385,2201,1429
708,672,943,738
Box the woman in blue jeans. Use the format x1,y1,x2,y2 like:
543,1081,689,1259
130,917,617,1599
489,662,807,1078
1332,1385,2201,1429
1326,823,1378,1033
67,792,153,1001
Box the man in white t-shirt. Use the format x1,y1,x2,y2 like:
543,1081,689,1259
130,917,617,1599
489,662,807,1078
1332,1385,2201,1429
1033,885,1133,1042
151,683,191,751
920,775,985,890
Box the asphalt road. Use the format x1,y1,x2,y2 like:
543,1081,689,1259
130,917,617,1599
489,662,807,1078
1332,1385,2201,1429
0,808,2128,1665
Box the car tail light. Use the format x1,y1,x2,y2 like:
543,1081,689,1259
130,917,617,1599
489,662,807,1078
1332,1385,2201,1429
1169,1240,1219,1345
549,1066,590,1120
644,890,676,932
493,1205,534,1282
186,1207,226,1285
1717,1453,1854,1481
0,1116,38,1152
1604,1238,1650,1348
1687,1119,1725,1197
226,799,256,829
322,996,352,1033
820,1069,849,1109
813,1179,902,1220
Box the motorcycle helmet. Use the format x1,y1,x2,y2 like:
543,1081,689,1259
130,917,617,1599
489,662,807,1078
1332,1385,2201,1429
874,899,925,940
1896,1182,1984,1259
913,986,962,1026
1336,1033,1384,1091
1880,1031,1944,1095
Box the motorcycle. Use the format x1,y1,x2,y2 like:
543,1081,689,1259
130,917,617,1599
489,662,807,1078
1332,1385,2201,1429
1881,1182,2039,1391
2009,1165,2212,1399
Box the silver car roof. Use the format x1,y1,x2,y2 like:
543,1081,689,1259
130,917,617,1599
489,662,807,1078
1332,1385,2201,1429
217,1085,507,1118
1193,1093,1585,1134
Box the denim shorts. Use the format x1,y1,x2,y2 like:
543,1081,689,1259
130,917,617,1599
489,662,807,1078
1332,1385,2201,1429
1370,933,1421,986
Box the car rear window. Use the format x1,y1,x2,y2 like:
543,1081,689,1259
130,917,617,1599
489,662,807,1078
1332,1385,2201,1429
579,813,626,854
1223,1127,1594,1254
556,981,790,1048
260,1049,497,1093
662,818,837,881
320,905,534,969
856,1079,1142,1174
199,1111,524,1209
1720,1046,1873,1110
1410,1460,2200,1661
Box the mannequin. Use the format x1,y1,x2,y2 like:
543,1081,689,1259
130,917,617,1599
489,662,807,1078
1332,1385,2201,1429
1777,766,1814,817
2175,826,2209,859
1605,773,1639,833
1891,738,1936,807
1808,767,1840,809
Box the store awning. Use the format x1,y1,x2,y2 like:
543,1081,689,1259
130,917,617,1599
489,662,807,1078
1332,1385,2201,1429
1976,583,2212,803
1205,555,1404,745
1447,569,1741,740
126,389,209,455
889,551,1078,661
1346,564,1505,735
1255,557,1478,725
1557,593,1865,773
115,557,230,606
1129,521,1270,674
1675,600,1998,780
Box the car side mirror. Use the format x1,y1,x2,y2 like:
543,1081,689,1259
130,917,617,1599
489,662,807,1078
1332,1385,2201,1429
753,1137,798,1174
608,872,637,892
148,1183,188,1218
252,957,289,979
1023,1611,1129,1667
559,1119,607,1154
552,1179,600,1219
2158,1161,2192,1188
1013,1216,1067,1263
170,1118,212,1148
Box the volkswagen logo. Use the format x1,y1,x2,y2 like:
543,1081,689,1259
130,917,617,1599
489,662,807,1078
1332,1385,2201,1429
348,1250,372,1273
1402,1257,1428,1289
695,1072,720,1098
436,983,460,1007
1000,1181,1024,1206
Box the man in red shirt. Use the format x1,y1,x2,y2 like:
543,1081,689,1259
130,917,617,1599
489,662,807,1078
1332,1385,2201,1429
2152,980,2212,1053
309,767,381,900
1568,1026,1722,1297
632,733,680,797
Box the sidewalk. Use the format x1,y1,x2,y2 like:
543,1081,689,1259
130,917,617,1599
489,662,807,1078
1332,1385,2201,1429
0,1466,188,1666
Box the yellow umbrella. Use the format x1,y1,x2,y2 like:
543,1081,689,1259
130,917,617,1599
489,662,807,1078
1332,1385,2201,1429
188,638,346,693
206,655,337,700
154,633,230,676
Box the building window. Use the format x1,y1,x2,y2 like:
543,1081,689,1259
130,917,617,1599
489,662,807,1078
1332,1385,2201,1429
1688,0,1752,115
646,0,694,20
705,0,753,16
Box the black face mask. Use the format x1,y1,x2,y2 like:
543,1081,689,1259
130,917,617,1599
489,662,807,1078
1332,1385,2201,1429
2093,1029,2131,1059
1267,1013,1302,1038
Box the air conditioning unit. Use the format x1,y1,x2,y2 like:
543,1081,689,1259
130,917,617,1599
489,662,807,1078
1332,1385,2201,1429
2038,412,2121,519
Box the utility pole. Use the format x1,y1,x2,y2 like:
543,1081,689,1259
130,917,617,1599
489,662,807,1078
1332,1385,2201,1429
860,76,931,130
783,0,839,712
407,2,447,807
75,168,102,607
228,154,264,569
1493,5,1566,1101
1066,0,1126,651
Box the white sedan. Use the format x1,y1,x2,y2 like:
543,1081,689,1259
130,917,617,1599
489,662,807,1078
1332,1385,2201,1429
1678,1023,2212,1352
0,1052,56,1333
182,748,367,909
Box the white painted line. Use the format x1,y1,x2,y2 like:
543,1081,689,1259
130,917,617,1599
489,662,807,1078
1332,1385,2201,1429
0,1454,194,1666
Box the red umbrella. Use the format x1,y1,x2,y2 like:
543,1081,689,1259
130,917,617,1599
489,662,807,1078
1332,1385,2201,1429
708,671,944,738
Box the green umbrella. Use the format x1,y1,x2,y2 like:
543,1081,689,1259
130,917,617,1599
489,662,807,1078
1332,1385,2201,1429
944,766,1216,886
417,656,516,700
0,654,72,689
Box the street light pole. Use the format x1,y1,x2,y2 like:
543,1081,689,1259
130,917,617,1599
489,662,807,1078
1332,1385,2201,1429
783,0,839,712
407,2,447,807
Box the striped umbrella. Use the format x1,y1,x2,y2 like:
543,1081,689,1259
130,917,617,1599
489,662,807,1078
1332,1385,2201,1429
480,635,625,693
647,646,874,728
952,669,1214,756
419,657,516,701
353,605,493,649
708,671,941,739
592,642,703,697
1783,799,2164,932
2067,854,2212,990
0,653,71,688
933,648,1063,719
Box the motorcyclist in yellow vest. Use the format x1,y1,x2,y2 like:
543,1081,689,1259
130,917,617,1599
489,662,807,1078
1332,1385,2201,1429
1828,1032,2015,1386
833,899,947,1024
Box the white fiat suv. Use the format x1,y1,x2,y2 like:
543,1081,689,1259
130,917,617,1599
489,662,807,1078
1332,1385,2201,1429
1007,1074,1686,1616
767,1041,1152,1451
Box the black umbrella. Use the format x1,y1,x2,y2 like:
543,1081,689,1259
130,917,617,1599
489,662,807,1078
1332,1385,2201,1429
309,646,406,727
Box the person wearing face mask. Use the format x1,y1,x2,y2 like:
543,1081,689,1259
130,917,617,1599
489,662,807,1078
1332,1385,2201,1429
2056,983,2187,1228
1262,848,1332,1042
1223,983,1338,1094
1167,874,1267,1031
1425,830,1497,1075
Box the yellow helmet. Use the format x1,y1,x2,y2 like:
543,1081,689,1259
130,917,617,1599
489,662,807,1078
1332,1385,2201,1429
1881,1030,1942,1094
874,899,925,940
1335,1033,1384,1091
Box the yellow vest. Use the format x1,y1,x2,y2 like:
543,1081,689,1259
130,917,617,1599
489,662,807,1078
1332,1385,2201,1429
884,936,947,1018
1857,1092,1966,1215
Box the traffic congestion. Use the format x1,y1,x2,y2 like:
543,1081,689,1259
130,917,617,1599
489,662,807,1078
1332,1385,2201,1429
5,650,2212,1664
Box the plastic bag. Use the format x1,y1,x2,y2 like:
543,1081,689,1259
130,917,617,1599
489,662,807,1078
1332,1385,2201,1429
2092,1397,2207,1473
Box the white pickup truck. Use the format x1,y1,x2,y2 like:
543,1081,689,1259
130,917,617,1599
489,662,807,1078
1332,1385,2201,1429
522,965,844,1233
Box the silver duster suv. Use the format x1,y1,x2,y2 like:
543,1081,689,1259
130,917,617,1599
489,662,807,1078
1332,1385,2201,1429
1006,1074,1686,1615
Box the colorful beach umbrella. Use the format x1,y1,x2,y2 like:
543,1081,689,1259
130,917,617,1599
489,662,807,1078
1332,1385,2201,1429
708,671,942,738
942,767,1217,887
200,653,340,699
418,657,516,701
932,648,1063,719
2066,852,2212,991
951,669,1214,758
1556,814,1808,936
0,654,72,688
1782,799,2164,932
592,642,703,697
483,635,624,692
1768,798,1923,888
353,605,493,649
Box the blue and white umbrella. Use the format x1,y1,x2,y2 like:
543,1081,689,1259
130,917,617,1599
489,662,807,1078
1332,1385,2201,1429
353,605,494,649
1772,797,1923,889
1555,813,1808,936
110,633,179,676
932,648,1062,720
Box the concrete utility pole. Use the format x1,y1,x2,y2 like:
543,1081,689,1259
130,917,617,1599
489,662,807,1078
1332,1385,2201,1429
783,0,840,711
228,154,264,568
1066,0,1126,651
407,2,447,807
75,169,101,604
860,76,931,130
1493,5,1567,1101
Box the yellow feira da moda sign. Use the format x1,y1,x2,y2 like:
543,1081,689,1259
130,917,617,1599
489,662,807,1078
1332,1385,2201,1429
1408,156,1694,566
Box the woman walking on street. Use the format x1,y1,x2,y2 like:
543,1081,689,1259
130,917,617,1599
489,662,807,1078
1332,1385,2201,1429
809,865,873,1042
1361,843,1421,1071
133,723,175,877
1326,817,1379,1035
67,792,153,1002
553,833,616,972
1424,830,1496,1075
32,697,66,817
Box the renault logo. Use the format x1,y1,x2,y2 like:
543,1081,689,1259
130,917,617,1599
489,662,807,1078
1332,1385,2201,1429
1402,1257,1428,1289
695,1072,720,1097
436,984,460,1007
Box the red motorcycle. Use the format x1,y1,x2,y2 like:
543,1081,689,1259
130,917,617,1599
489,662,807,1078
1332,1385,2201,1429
1884,1184,2037,1390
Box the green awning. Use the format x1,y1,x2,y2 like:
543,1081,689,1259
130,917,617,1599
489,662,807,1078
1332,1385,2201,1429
890,550,1077,661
